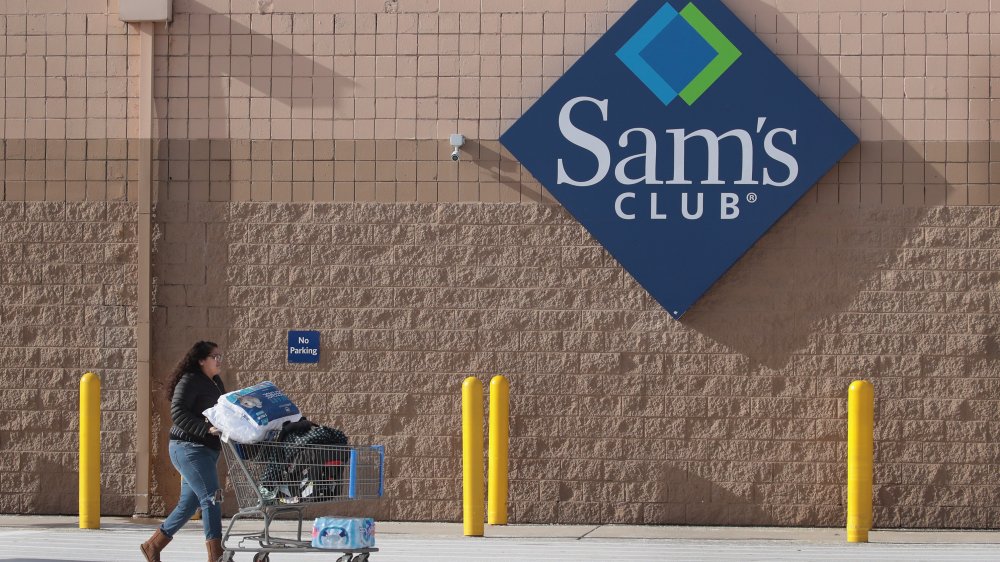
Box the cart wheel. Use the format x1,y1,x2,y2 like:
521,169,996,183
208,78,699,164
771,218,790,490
335,555,353,562
354,554,370,562
252,553,269,562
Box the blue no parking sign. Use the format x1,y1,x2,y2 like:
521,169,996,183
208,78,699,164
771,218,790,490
288,330,320,364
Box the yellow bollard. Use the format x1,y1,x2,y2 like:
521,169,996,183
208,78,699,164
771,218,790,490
79,372,101,529
462,377,484,537
847,380,874,543
488,375,509,525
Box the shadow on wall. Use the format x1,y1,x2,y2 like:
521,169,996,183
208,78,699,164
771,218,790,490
160,3,356,138
149,199,402,520
148,197,232,512
467,139,552,204
653,462,771,525
682,0,940,371
22,457,81,515
149,2,360,514
21,426,134,516
148,192,236,515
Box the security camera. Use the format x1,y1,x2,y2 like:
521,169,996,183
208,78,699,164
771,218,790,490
449,134,465,162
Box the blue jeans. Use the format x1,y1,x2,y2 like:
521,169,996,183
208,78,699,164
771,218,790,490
160,440,222,540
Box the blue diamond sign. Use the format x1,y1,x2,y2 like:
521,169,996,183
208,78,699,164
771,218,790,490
500,0,858,319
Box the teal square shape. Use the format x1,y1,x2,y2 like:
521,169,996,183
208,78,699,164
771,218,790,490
640,15,717,93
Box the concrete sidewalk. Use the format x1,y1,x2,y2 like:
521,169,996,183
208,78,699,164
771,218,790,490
0,516,997,561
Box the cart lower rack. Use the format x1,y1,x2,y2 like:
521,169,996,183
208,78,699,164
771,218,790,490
220,439,385,562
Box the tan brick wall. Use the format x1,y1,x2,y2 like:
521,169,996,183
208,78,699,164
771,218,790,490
1,0,999,527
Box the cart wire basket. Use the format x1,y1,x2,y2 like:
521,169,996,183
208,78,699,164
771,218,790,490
220,439,385,562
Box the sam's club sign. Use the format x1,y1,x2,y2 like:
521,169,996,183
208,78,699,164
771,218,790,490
500,0,858,318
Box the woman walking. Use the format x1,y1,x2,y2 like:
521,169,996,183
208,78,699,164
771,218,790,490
140,341,227,562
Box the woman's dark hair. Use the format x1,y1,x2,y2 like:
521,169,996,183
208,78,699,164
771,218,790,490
165,341,218,401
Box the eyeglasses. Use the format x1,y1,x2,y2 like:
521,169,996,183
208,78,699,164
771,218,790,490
208,353,224,362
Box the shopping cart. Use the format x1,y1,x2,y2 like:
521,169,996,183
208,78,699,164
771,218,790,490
220,439,385,562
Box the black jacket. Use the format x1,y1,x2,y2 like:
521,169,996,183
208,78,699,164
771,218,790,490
169,372,225,450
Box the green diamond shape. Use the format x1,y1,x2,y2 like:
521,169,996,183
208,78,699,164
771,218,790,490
678,3,741,105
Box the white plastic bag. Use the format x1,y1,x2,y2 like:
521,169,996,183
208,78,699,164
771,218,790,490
203,381,301,443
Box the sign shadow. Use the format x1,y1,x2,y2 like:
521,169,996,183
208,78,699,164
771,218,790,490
467,139,551,203
681,0,935,371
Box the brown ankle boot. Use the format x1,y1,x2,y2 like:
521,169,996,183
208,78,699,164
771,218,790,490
206,537,224,562
139,529,171,562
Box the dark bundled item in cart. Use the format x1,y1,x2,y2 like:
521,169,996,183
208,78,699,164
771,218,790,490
246,421,351,502
220,430,385,562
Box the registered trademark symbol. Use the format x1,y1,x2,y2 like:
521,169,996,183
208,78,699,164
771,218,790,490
746,193,758,203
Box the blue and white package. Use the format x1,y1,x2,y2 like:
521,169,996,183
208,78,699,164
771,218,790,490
311,517,375,549
203,381,302,443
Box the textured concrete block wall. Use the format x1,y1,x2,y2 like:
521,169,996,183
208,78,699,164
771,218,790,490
164,200,993,527
0,201,137,514
2,0,1000,526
